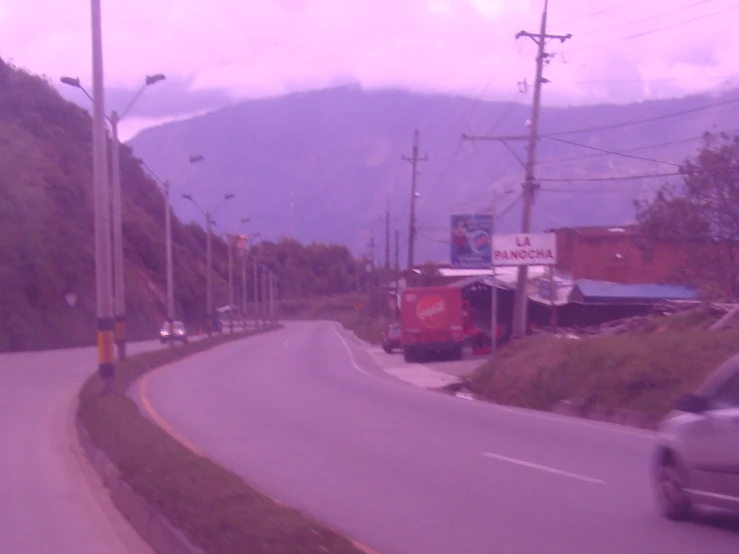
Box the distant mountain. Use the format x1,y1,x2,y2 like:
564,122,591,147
128,85,739,264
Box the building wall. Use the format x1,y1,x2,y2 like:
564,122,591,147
554,227,687,285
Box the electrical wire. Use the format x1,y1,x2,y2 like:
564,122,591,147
573,73,739,84
541,95,739,137
542,136,681,166
568,3,739,53
538,172,680,183
574,0,721,39
538,129,739,165
549,0,644,27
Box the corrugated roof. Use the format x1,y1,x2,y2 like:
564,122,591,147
574,279,698,300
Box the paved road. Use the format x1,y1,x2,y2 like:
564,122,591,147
137,321,739,554
0,337,185,554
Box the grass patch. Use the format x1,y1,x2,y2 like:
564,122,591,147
467,329,739,428
77,326,365,554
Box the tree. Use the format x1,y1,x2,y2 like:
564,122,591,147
635,131,739,298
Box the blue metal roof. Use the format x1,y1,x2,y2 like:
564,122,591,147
574,279,698,300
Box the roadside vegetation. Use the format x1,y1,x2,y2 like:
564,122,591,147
77,327,365,554
467,323,739,428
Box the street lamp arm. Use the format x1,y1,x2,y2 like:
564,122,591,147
212,193,235,217
136,158,166,187
118,73,166,122
182,194,208,218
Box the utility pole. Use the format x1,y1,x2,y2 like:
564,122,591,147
402,129,428,276
205,211,213,337
109,110,127,360
227,234,234,333
384,202,391,270
241,249,247,330
164,181,175,346
253,256,259,330
462,1,570,338
91,0,115,392
262,265,268,327
394,229,400,319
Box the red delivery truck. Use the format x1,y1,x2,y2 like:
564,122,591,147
400,286,494,363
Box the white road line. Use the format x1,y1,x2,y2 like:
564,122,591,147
481,452,605,484
331,322,654,440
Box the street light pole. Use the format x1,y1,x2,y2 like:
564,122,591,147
90,0,114,392
206,211,213,336
109,109,126,359
182,192,234,336
164,180,175,344
138,155,203,340
61,73,165,361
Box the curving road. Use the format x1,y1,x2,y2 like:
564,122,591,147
136,321,739,554
0,335,202,554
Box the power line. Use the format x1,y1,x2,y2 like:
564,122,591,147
573,73,739,84
550,0,644,27
542,136,681,166
538,129,739,165
538,172,681,183
575,0,720,38
542,94,739,137
569,3,739,53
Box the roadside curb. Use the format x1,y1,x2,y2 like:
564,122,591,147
75,414,206,554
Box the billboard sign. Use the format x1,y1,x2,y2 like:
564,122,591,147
493,233,557,267
450,214,493,269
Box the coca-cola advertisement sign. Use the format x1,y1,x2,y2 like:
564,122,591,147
416,295,448,329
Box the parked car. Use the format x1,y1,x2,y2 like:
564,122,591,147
382,323,402,353
653,352,739,520
159,320,189,344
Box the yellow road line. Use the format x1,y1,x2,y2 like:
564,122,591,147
137,346,380,554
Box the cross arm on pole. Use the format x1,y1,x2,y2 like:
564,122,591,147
515,30,572,45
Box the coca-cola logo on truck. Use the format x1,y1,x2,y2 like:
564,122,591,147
416,295,448,329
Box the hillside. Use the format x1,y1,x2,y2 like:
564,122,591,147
128,85,739,263
0,58,236,351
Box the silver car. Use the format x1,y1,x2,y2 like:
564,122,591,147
653,353,739,520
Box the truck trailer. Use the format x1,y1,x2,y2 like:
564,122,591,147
400,286,495,362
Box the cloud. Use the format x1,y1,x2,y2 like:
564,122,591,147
0,0,737,122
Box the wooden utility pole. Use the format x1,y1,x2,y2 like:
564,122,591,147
462,0,570,338
384,201,391,270
402,129,428,275
394,229,400,318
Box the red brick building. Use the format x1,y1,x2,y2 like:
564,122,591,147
551,226,687,285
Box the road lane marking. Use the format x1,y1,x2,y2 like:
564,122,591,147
139,371,207,458
481,452,605,484
137,334,381,554
332,324,654,440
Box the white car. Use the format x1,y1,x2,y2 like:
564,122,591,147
653,353,739,520
159,320,188,344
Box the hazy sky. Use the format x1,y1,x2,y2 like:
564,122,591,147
1,0,737,140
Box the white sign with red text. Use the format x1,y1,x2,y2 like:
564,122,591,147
493,233,557,266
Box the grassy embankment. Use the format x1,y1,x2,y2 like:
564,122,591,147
465,306,738,428
77,327,365,554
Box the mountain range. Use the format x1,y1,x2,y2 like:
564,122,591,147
128,84,739,264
